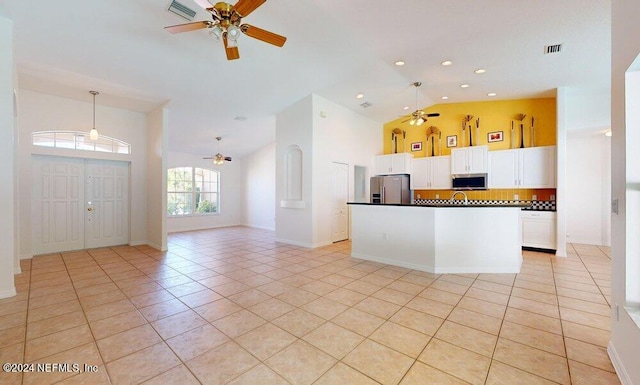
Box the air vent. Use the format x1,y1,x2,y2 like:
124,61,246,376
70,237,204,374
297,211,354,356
360,102,372,108
168,0,197,21
544,44,563,54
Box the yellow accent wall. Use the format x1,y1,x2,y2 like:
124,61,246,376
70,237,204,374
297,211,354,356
383,98,557,156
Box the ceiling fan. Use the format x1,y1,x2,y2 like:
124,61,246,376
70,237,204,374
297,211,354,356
402,82,440,126
164,0,286,60
203,137,232,164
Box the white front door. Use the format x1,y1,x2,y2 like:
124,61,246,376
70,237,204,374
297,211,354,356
32,156,85,254
32,156,129,254
85,160,129,249
331,162,349,242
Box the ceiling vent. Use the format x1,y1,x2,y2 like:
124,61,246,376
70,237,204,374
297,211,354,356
360,102,373,108
168,0,197,21
544,44,563,54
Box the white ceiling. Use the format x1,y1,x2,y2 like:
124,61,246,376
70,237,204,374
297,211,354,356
0,0,611,158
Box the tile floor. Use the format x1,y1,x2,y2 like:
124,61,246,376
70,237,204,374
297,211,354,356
0,226,621,385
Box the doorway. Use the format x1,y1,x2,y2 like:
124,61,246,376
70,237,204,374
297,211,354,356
331,162,349,243
32,155,130,254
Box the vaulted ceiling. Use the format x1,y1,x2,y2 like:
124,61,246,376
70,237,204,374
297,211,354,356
0,0,611,158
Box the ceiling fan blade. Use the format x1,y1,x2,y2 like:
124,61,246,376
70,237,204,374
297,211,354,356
165,21,212,34
223,35,240,60
233,0,266,17
241,24,286,47
224,156,232,162
426,113,440,117
202,157,214,159
192,0,214,9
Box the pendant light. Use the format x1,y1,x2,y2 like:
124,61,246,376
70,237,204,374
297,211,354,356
89,91,99,141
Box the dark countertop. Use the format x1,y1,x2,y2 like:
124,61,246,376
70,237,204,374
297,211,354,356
348,202,532,208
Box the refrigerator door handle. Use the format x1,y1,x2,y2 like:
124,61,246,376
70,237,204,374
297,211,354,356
381,186,385,204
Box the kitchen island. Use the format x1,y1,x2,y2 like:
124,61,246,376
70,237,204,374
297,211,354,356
348,202,529,274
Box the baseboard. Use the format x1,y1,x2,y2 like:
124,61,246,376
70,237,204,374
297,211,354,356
145,241,166,252
167,223,243,234
14,265,21,274
20,254,33,260
244,224,276,231
0,287,17,300
129,240,148,247
607,341,632,385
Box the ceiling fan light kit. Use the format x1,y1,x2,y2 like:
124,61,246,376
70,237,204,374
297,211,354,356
164,0,286,60
402,82,440,127
203,136,233,164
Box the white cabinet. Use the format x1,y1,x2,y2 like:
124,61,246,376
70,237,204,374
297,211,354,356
489,146,556,188
410,156,452,190
451,146,488,174
374,153,413,175
521,211,556,250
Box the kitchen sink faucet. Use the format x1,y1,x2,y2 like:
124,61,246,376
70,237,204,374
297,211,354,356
450,191,469,205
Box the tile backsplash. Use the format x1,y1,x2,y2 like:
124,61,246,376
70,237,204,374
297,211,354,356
414,188,556,202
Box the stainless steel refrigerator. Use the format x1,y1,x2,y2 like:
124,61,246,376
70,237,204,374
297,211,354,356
370,175,411,204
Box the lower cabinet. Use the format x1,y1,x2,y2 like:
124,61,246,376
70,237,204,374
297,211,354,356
521,211,556,250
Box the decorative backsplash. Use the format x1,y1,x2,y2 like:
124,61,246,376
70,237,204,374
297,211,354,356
414,199,556,211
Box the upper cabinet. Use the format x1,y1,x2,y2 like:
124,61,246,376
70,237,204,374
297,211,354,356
489,146,556,188
374,153,413,175
411,156,451,190
450,145,488,174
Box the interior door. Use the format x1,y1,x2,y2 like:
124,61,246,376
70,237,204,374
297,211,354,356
85,160,129,249
331,162,349,242
32,156,85,254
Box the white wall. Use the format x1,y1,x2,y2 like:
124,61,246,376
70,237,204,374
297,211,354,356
167,151,245,233
0,14,16,299
275,95,314,246
17,90,148,256
610,1,640,384
566,129,611,246
146,106,167,250
244,142,275,230
311,94,382,246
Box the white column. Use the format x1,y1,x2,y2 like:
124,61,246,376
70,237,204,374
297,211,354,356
0,14,16,298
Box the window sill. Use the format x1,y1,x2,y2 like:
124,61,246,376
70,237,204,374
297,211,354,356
626,307,640,329
168,213,220,218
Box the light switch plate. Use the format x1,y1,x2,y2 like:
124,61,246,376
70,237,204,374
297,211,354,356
435,194,439,199
514,194,519,200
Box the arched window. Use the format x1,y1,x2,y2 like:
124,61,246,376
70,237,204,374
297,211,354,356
167,167,220,216
32,131,131,154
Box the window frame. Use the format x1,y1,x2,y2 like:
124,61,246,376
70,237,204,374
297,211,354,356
167,166,220,217
32,130,131,154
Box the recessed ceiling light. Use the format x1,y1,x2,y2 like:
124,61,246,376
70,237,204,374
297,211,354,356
460,84,470,88
474,69,487,74
441,60,453,66
356,93,364,99
394,60,405,66
403,106,410,110
441,96,449,100
487,92,497,97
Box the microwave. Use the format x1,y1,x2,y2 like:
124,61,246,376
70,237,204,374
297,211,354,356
452,173,488,190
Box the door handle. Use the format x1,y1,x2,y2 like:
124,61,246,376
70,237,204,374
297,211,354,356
87,207,93,212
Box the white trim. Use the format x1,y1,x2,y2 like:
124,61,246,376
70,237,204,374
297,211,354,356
20,254,33,260
244,224,276,231
274,238,342,249
0,287,17,300
608,341,632,385
167,223,243,234
13,265,21,274
145,241,166,252
351,252,522,274
129,240,148,247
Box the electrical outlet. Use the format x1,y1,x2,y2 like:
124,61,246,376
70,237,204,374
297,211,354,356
514,194,519,200
435,194,439,199
551,194,556,200
532,194,537,201
417,194,421,199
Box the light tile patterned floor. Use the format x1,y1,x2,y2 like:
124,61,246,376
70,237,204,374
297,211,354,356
0,227,621,385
